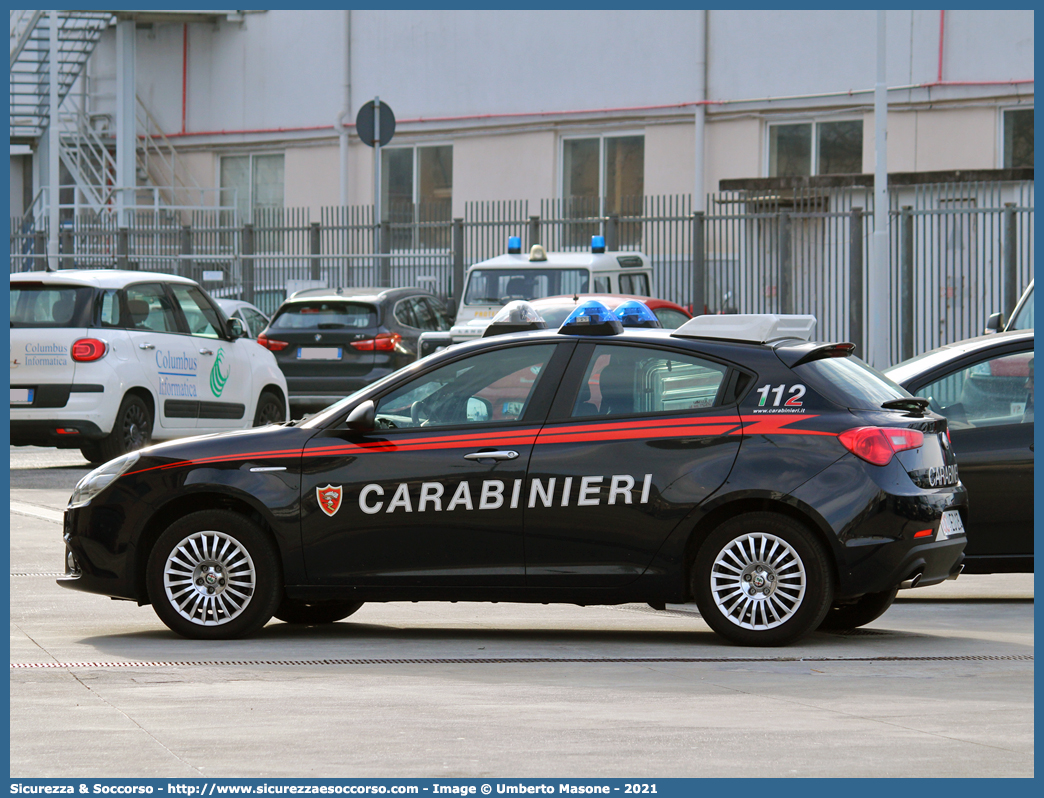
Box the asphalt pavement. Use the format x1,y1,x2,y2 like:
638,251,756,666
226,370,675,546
9,446,1034,778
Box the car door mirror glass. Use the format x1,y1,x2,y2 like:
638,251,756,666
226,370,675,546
227,318,246,338
466,396,492,423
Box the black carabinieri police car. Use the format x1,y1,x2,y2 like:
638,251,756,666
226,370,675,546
60,300,967,646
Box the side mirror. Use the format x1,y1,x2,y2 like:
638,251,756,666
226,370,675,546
466,396,492,423
227,318,246,338
984,312,1003,334
345,399,375,432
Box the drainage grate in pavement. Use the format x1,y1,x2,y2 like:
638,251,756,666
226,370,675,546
11,573,65,578
10,654,1032,669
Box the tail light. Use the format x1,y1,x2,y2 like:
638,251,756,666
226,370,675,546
351,332,402,352
838,426,924,466
71,338,107,362
257,333,290,352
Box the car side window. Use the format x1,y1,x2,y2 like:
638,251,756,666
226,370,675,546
619,273,650,296
411,298,441,331
96,289,123,327
920,351,1034,428
125,283,180,333
375,344,557,429
652,308,690,330
593,276,611,293
394,298,418,328
423,298,453,331
571,344,728,418
242,308,268,336
171,285,223,339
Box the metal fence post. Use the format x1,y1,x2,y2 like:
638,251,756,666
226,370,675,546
180,224,194,281
605,212,619,251
33,230,46,271
528,215,541,248
452,217,465,314
241,223,255,305
310,221,322,282
379,220,391,287
692,211,705,316
849,208,864,355
60,226,73,270
117,228,130,270
778,212,792,314
900,206,914,360
1003,202,1018,319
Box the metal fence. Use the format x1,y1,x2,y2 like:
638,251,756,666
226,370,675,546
10,181,1033,361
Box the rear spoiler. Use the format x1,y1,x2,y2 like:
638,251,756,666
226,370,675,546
774,341,856,368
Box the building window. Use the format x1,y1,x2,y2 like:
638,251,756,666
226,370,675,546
1003,108,1033,169
768,120,862,177
220,153,285,223
562,135,644,247
381,145,452,249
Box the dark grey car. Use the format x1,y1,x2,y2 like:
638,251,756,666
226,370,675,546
257,287,451,413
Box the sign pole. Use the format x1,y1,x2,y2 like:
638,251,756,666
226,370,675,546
374,96,382,256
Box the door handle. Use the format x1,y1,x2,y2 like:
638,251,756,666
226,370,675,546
198,348,214,356
463,450,519,461
138,342,154,350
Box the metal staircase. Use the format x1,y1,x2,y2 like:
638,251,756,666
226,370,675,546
10,10,113,146
11,10,217,231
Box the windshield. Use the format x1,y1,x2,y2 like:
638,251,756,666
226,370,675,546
463,269,589,306
1008,284,1034,330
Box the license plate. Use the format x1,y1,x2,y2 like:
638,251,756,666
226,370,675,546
10,388,34,405
937,510,965,540
297,347,342,360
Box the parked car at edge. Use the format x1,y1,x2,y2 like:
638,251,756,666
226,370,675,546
257,286,452,414
885,329,1033,573
10,270,289,463
60,306,966,645
215,298,271,339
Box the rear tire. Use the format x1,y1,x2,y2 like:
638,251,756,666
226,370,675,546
274,599,364,625
146,510,282,640
97,394,152,461
253,391,285,426
691,512,834,647
79,441,105,463
818,586,898,632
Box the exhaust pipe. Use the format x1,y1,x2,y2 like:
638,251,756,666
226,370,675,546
946,563,965,581
899,571,923,590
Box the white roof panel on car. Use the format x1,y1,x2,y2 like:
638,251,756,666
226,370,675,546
10,269,196,289
672,314,817,343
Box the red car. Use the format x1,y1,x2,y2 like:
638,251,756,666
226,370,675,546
529,294,692,330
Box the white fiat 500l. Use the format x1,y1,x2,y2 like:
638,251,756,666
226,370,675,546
10,270,289,462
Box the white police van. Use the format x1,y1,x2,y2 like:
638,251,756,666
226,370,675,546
418,236,654,357
10,270,289,462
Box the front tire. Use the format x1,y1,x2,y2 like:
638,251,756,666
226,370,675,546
97,394,152,461
691,512,834,646
146,510,282,639
274,599,364,625
818,586,898,632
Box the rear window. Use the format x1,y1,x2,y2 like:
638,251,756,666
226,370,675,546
10,285,93,328
269,302,377,331
795,356,912,410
